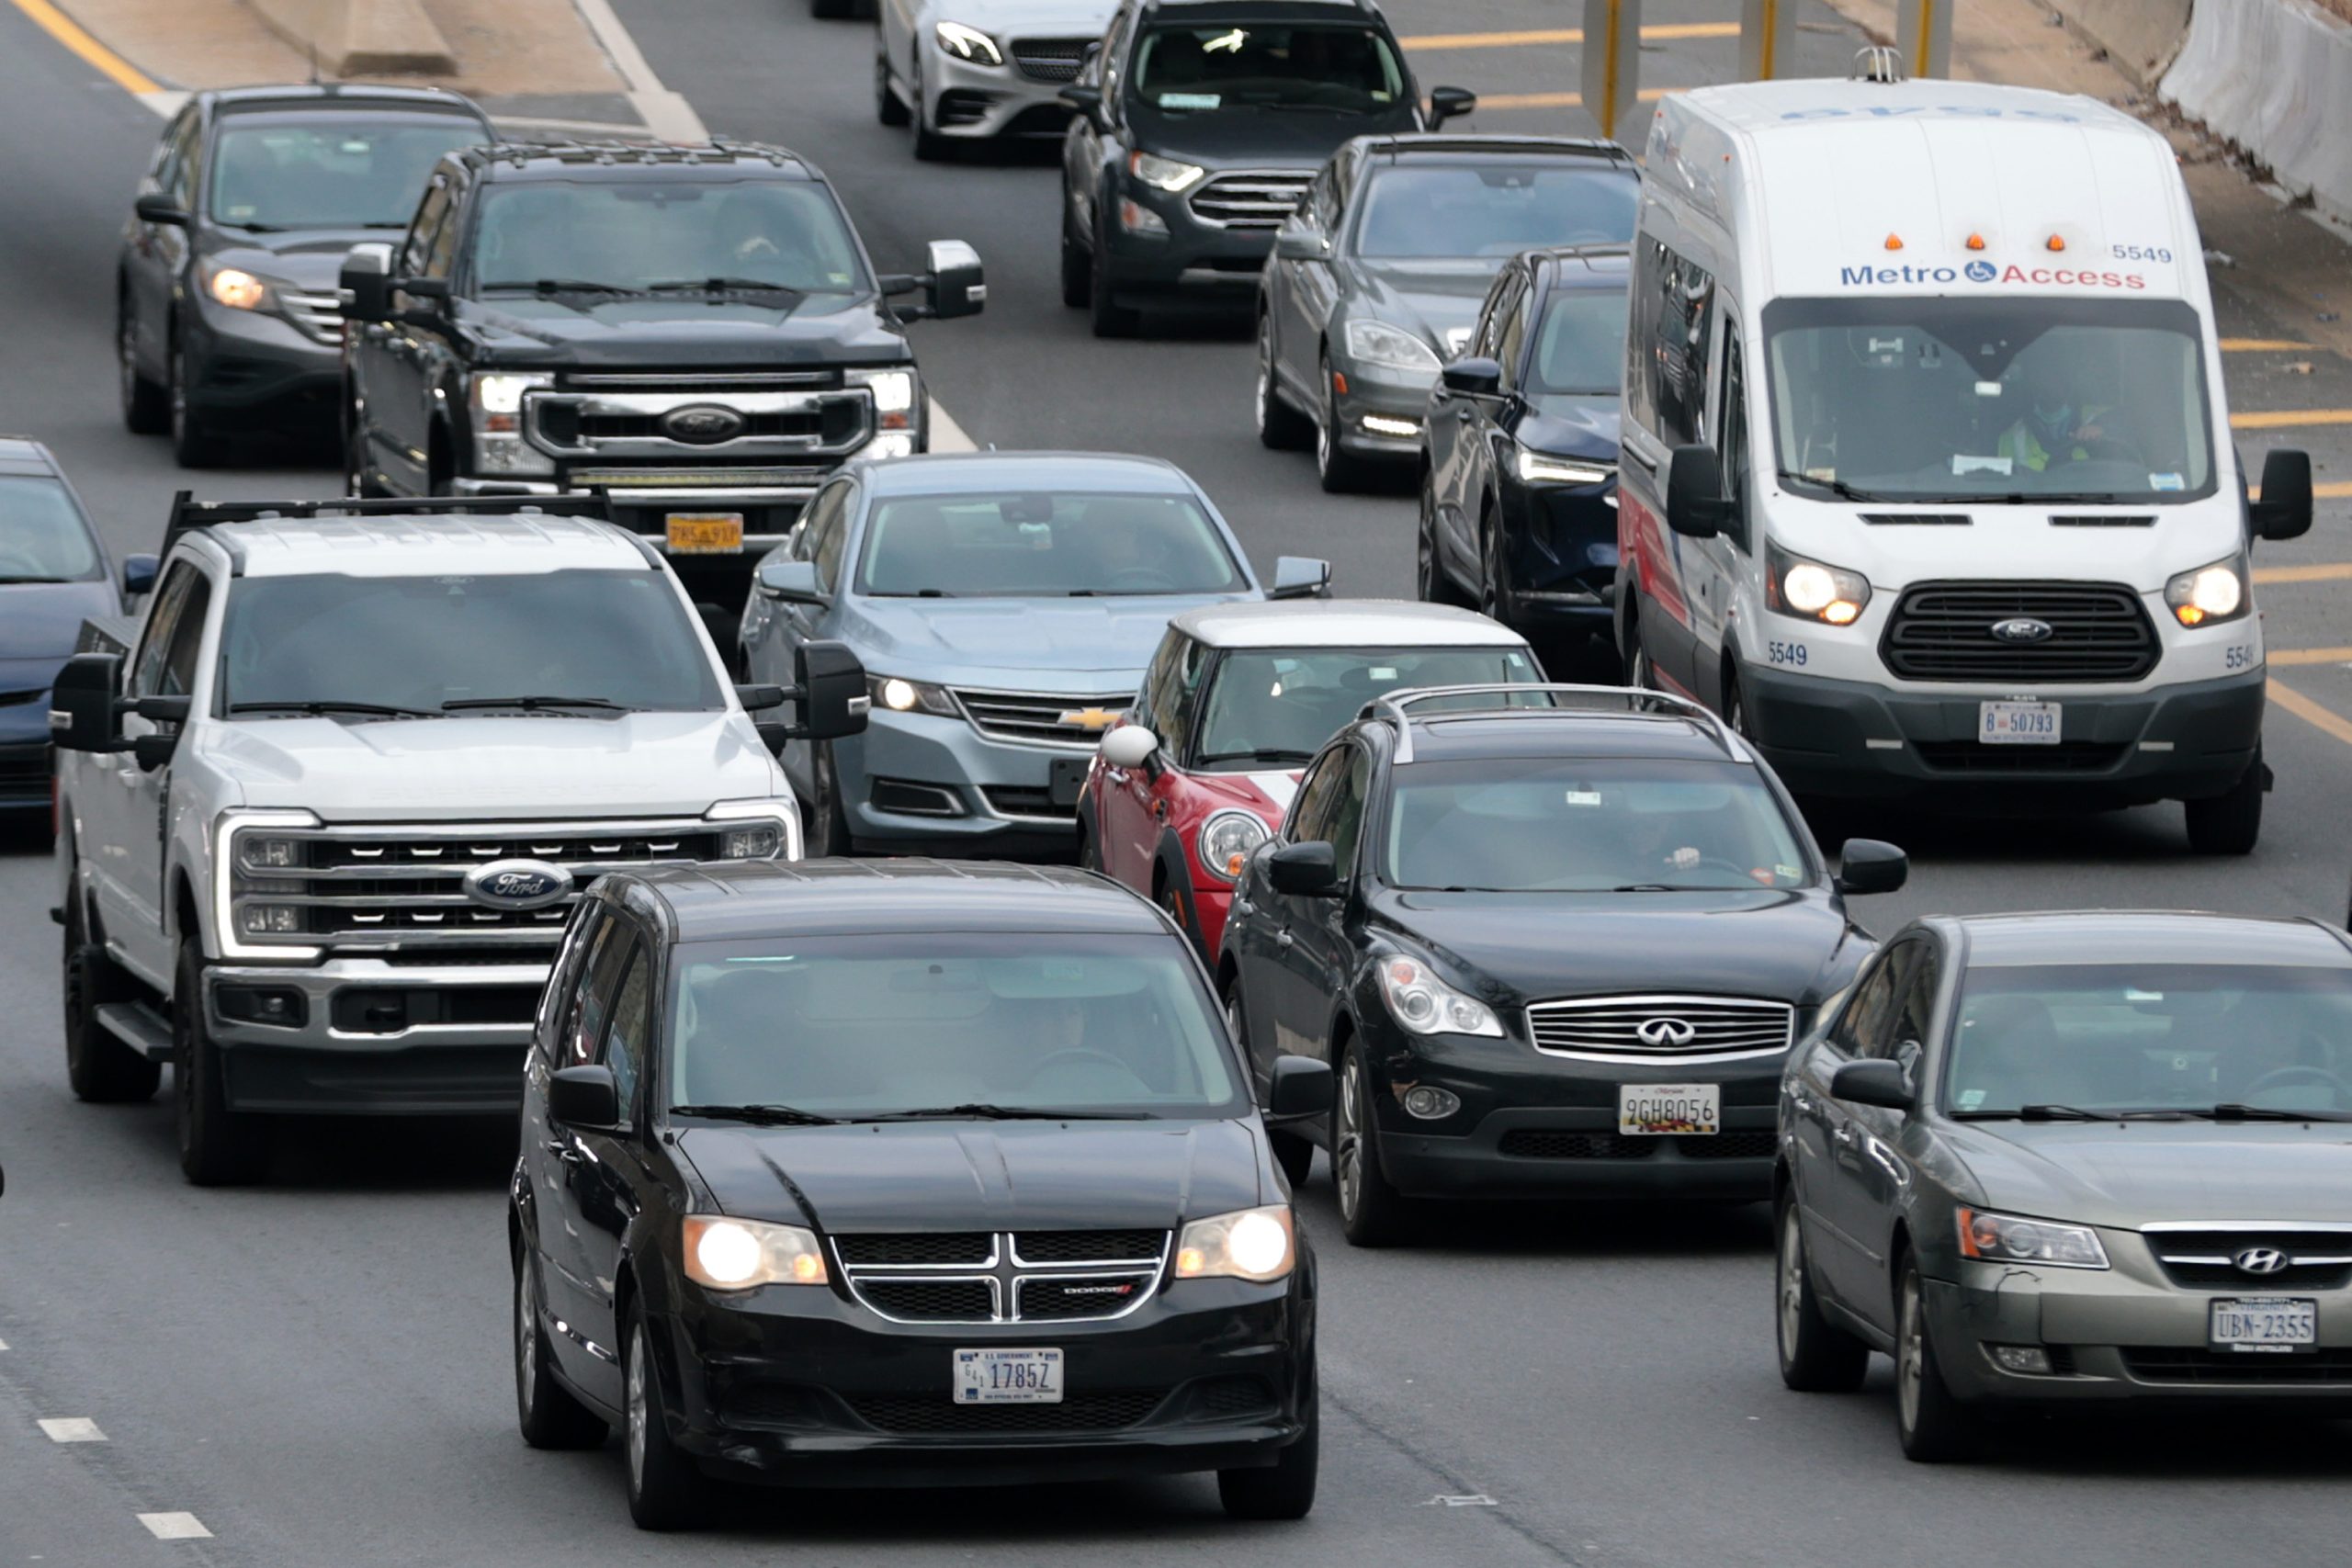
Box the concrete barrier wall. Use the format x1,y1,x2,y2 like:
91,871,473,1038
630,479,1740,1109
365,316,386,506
2048,0,2193,83
2164,0,2352,226
247,0,456,76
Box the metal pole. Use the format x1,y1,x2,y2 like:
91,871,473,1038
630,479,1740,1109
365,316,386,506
1580,0,1643,141
1739,0,1797,81
1895,0,1953,78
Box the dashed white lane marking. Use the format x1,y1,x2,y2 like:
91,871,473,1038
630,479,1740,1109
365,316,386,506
137,1514,213,1541
38,1417,107,1442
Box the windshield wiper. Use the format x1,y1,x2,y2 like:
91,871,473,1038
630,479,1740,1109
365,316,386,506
1197,747,1313,765
229,699,440,718
2194,1103,2352,1123
645,277,805,295
668,1102,841,1126
441,694,634,712
847,1103,1140,1122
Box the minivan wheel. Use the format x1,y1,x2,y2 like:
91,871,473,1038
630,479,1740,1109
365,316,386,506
2183,748,2263,855
1775,1192,1869,1392
624,1308,708,1529
1895,1259,1978,1462
1335,1043,1410,1246
514,1251,607,1450
1217,1379,1318,1519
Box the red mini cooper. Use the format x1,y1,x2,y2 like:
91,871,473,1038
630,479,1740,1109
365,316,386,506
1079,601,1544,959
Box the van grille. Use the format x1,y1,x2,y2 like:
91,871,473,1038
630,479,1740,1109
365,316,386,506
1879,581,2158,682
1188,171,1312,231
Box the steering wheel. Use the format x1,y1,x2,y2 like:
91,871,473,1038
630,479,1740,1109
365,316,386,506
1103,567,1177,592
1026,1048,1149,1088
2240,1064,2350,1105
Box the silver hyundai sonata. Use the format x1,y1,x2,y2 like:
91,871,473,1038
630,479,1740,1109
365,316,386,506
1775,910,2352,1461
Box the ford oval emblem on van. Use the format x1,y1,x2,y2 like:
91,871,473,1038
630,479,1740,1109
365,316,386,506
463,859,574,911
1989,617,2054,644
661,404,747,445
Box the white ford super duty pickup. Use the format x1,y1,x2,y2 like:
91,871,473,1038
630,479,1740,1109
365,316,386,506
48,495,866,1185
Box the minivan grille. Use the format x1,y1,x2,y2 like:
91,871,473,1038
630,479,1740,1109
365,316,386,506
953,689,1133,750
1189,171,1312,231
1524,996,1795,1057
1011,37,1091,82
1879,581,2158,682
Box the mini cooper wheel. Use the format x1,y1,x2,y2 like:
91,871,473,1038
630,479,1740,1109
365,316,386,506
624,1306,709,1529
1335,1041,1410,1246
1775,1191,1869,1393
1895,1258,1978,1462
514,1251,607,1450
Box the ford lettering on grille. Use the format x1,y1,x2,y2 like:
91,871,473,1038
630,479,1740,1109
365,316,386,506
462,859,575,911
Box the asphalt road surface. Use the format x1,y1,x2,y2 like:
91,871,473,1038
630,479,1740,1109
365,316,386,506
3,2,2351,1564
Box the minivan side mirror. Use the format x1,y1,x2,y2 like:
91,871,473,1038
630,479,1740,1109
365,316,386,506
549,1065,621,1129
133,192,188,227
1264,1055,1336,1122
340,242,396,323
1830,1057,1914,1112
1666,444,1731,539
1441,356,1502,397
1836,839,1908,896
1269,555,1332,600
2251,448,2312,542
48,653,126,754
790,639,870,741
925,240,986,321
1268,840,1340,897
1100,725,1159,769
120,553,158,600
1428,85,1478,125
754,558,827,604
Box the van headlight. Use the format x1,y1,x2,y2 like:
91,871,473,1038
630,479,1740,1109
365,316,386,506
1174,1205,1295,1282
2164,555,2248,627
1768,544,1871,626
468,371,554,476
1197,810,1268,882
683,1216,829,1289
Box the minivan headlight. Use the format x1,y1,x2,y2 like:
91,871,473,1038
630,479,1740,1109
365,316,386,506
1768,543,1871,626
1955,1206,2109,1269
1377,954,1503,1038
683,1216,829,1289
1174,1204,1295,1282
1344,318,1442,375
2165,555,2248,627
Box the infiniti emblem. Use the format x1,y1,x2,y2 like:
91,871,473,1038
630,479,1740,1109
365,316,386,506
462,858,574,912
2232,1247,2290,1277
661,403,747,445
1636,1017,1698,1047
1990,617,2054,644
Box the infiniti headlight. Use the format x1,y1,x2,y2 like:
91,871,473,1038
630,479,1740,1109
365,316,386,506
1197,809,1268,882
2164,554,2248,627
933,21,1003,65
1767,543,1871,626
1377,954,1503,1038
1343,318,1442,375
1174,1204,1295,1282
682,1216,829,1289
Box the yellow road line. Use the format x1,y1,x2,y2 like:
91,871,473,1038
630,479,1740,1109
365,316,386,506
2221,338,2313,352
2267,678,2352,747
2268,648,2352,666
6,0,157,95
1477,88,1678,110
2233,409,2352,430
2254,562,2352,584
1400,22,1739,50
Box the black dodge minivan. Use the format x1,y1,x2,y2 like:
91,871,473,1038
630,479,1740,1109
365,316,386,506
509,859,1330,1528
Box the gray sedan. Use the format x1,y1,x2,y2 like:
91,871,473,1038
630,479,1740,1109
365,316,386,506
1776,910,2352,1460
1255,134,1636,492
740,450,1329,859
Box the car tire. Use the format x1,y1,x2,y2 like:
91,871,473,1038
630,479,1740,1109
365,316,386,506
175,936,268,1187
909,58,949,162
1775,1191,1870,1393
1314,355,1372,494
168,337,216,470
2183,748,2263,855
875,47,910,126
119,300,168,434
624,1306,709,1529
806,742,854,858
514,1249,608,1450
1216,1378,1317,1520
1089,218,1139,338
1059,209,1091,308
1895,1258,1977,1462
1335,1039,1411,1247
1255,315,1312,451
62,880,161,1104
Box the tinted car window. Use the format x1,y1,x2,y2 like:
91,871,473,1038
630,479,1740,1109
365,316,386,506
1131,25,1406,112
1353,164,1635,259
1530,287,1629,401
1194,646,1540,766
857,491,1244,597
208,117,485,230
470,179,868,294
0,477,103,581
667,934,1243,1116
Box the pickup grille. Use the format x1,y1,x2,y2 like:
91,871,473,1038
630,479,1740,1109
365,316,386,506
1188,171,1312,231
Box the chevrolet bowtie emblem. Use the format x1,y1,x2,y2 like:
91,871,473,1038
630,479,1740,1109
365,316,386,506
1058,707,1119,730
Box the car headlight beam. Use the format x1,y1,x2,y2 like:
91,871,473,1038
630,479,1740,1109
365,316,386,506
1174,1204,1295,1282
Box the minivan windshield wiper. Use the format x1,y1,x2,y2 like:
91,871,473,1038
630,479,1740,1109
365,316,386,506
441,694,635,712
846,1103,1144,1122
228,699,441,718
668,1102,841,1126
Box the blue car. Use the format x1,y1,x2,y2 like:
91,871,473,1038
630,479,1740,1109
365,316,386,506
740,451,1330,859
0,439,153,837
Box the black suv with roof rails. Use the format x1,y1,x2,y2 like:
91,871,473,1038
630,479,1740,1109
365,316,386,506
1057,0,1475,336
339,139,985,625
119,85,495,467
1216,683,1909,1245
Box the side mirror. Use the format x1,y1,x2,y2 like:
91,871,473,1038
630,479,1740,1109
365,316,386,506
1665,443,1731,539
1100,725,1159,769
47,653,124,753
340,242,396,323
1830,1057,1914,1112
1440,356,1502,397
549,1064,621,1129
1272,223,1329,263
924,240,986,321
754,558,827,604
2251,448,2312,542
1428,85,1478,125
1268,840,1340,897
1058,83,1103,115
133,192,188,227
1268,555,1332,600
1264,1055,1336,1122
1835,838,1908,896
791,639,870,741
120,553,158,600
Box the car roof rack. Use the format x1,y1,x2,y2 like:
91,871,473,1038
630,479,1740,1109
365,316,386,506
1360,682,1743,764
161,491,613,561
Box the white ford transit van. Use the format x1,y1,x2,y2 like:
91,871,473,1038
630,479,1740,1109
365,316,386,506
1614,73,2313,852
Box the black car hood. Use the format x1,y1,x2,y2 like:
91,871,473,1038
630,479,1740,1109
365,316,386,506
455,294,910,368
1939,1120,2352,1229
1129,103,1416,172
1515,395,1621,462
202,226,396,291
1373,887,1860,1006
677,1118,1265,1231
1352,258,1502,353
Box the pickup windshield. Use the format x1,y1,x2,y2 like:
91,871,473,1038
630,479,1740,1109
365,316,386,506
1132,24,1408,113
208,116,485,231
0,476,103,581
1762,296,2215,504
220,570,723,716
856,491,1246,597
469,178,868,295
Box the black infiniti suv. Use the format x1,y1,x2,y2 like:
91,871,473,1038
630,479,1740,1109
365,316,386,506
340,140,983,619
1057,0,1473,336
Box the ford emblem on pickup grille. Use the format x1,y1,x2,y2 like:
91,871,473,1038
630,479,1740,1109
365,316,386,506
1989,617,2054,644
661,403,747,445
463,859,574,911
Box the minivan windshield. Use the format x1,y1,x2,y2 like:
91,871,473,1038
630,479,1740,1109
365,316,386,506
858,491,1247,597
1946,964,2352,1118
1763,297,2215,503
469,179,868,295
1354,164,1635,259
1385,758,1811,892
0,476,103,582
1132,25,1408,113
220,570,724,716
1194,646,1544,766
665,935,1245,1119
208,115,484,231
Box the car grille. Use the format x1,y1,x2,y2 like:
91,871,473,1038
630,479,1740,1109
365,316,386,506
528,374,873,462
834,1228,1170,1325
280,288,344,346
2120,1348,2352,1386
1188,171,1312,231
1523,996,1795,1057
1011,36,1091,82
952,689,1132,750
1878,581,2158,682
1498,1130,1774,1159
2143,1228,2352,1291
849,1390,1170,1434
1913,741,2129,773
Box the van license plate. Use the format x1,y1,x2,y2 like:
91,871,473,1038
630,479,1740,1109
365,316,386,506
2210,1297,2316,1353
954,1347,1065,1403
1979,701,2060,745
1619,1083,1719,1135
666,513,744,554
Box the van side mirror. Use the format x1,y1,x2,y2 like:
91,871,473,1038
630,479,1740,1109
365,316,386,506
1100,725,1159,769
2251,448,2312,542
924,240,986,321
134,192,188,227
1428,85,1477,125
549,1065,621,1129
1665,444,1731,539
1269,556,1332,600
1830,1057,1914,1112
120,553,158,600
754,558,827,604
47,653,126,753
1835,839,1908,896
1268,840,1340,897
1441,356,1502,397
340,242,396,323
789,640,870,741
1264,1055,1336,1122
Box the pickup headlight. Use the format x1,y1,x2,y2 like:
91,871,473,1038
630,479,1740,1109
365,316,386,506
1197,809,1268,882
215,809,323,961
468,371,555,477
1955,1206,2109,1269
2164,554,2248,627
933,20,1002,66
1343,318,1442,375
1127,151,1205,192
1767,543,1871,626
867,673,958,717
1377,953,1504,1038
1174,1204,1295,1282
1517,451,1613,486
706,799,798,861
683,1216,829,1289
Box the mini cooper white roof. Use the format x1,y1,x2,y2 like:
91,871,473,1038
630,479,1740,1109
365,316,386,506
1171,600,1528,650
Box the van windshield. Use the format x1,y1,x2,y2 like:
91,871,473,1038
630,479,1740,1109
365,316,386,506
1762,298,2215,504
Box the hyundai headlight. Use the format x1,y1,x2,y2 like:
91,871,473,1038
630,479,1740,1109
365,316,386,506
934,20,1003,65
1955,1206,2109,1270
1377,954,1503,1038
1174,1204,1295,1283
2164,554,2248,627
1516,451,1613,486
1127,151,1205,192
468,371,555,476
1768,543,1871,626
706,799,798,861
682,1216,829,1289
866,673,958,717
1343,318,1442,375
1197,809,1269,882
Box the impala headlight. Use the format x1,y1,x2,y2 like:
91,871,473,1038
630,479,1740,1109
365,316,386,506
1768,543,1871,626
1377,954,1503,1038
683,1216,829,1289
1174,1204,1295,1282
1517,451,1613,486
1127,151,1205,192
866,673,958,716
2164,555,2248,627
468,371,555,476
933,20,1002,65
1344,318,1442,375
1197,809,1269,882
1955,1206,2109,1270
